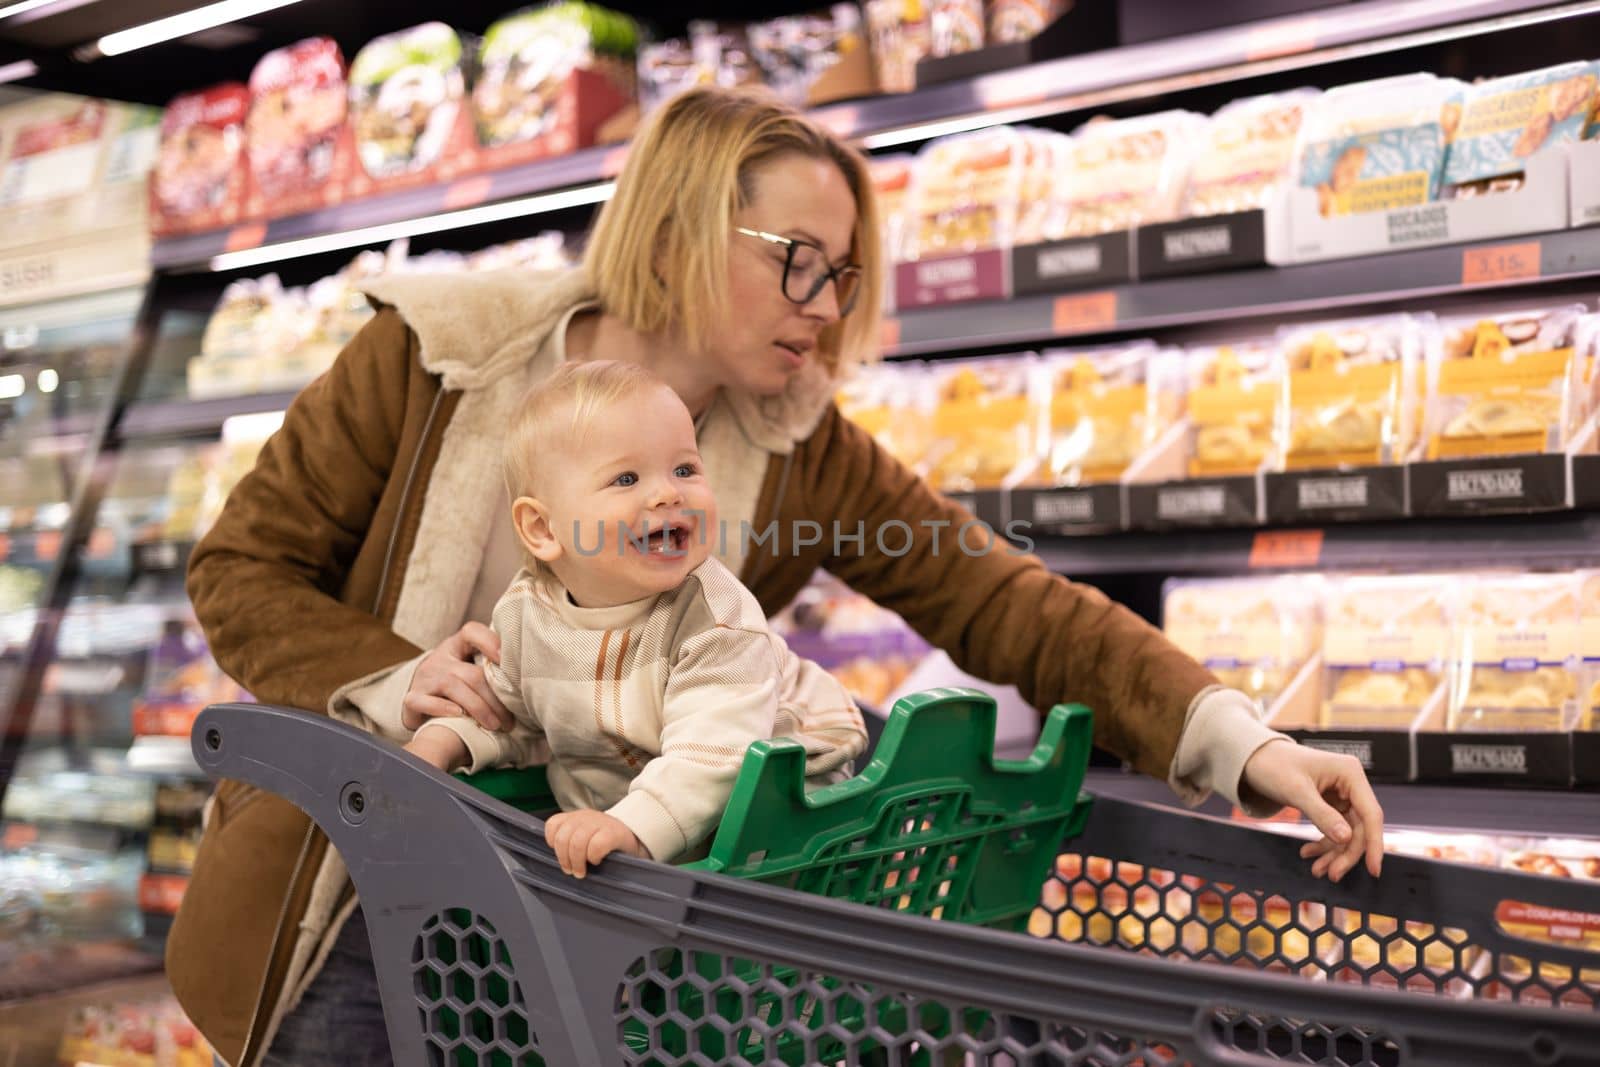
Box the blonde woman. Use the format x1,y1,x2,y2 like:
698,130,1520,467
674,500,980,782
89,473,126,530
175,86,1385,1067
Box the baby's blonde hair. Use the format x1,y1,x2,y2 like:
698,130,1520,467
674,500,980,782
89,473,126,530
503,360,667,502
584,85,883,373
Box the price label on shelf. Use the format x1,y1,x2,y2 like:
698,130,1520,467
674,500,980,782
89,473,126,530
33,529,60,561
1248,529,1323,568
1461,241,1541,286
442,175,493,211
223,222,268,253
87,527,115,559
1052,291,1118,334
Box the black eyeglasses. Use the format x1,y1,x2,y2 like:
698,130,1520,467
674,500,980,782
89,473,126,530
734,227,863,316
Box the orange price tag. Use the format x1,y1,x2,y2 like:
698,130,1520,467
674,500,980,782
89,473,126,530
1244,17,1320,61
139,873,190,914
1249,529,1323,568
2,823,37,849
87,527,115,559
33,529,60,561
1052,291,1118,334
1461,241,1541,286
223,222,268,253
0,533,10,559
600,144,630,178
442,175,493,211
880,317,901,352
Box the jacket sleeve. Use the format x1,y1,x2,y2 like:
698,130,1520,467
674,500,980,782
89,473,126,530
805,404,1219,785
607,626,781,864
186,308,426,716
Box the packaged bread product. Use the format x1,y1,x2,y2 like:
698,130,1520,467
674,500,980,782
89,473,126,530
922,355,1039,492
748,6,870,108
636,40,707,112
1162,575,1322,712
930,0,985,57
1450,573,1579,733
1061,111,1205,235
1279,314,1425,470
864,0,931,95
1013,127,1071,246
245,37,349,217
1321,575,1453,729
1490,837,1600,1005
835,360,933,473
473,4,639,150
905,126,1025,259
1041,343,1180,486
1183,89,1319,217
1184,341,1283,476
1426,305,1587,460
870,154,914,263
151,84,249,234
988,0,1068,44
1579,314,1600,436
1296,74,1464,216
1580,570,1600,733
1443,62,1600,197
188,275,284,397
349,23,467,181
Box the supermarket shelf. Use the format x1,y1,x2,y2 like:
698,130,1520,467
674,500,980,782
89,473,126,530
1083,768,1600,838
1031,510,1600,576
141,0,1593,272
886,227,1600,356
116,391,297,442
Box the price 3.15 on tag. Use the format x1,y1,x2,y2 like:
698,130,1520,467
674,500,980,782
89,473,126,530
1461,241,1540,286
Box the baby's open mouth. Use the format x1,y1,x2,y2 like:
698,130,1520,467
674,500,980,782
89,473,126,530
640,524,690,555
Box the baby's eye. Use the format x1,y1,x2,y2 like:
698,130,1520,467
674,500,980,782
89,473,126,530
612,472,638,487
674,463,698,478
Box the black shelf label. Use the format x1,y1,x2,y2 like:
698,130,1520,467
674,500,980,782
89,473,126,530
1012,233,1134,296
1265,466,1406,524
1128,475,1258,528
1572,454,1600,510
1410,454,1569,516
1415,731,1573,787
1280,729,1413,783
1010,484,1123,532
1573,730,1600,786
940,489,1005,531
1135,211,1269,279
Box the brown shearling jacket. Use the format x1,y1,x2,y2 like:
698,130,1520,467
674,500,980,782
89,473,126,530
172,269,1225,1066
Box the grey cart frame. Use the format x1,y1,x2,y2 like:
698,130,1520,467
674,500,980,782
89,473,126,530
192,703,1600,1067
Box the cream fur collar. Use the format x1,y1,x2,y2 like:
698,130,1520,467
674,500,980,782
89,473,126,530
361,267,845,455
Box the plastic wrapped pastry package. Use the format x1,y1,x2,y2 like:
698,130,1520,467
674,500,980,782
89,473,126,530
988,0,1069,45
1489,837,1600,1005
1040,342,1181,486
245,37,350,216
1161,574,1323,713
151,83,250,234
1183,340,1284,477
1182,89,1319,218
921,355,1041,492
187,274,287,397
1443,61,1600,198
1295,73,1464,217
904,126,1026,259
1449,572,1579,733
747,5,871,108
864,0,932,95
1013,127,1073,246
930,0,986,58
1059,111,1206,235
348,23,468,182
1580,570,1600,732
1278,313,1427,470
1425,305,1588,460
869,154,915,263
834,359,934,474
1320,575,1454,730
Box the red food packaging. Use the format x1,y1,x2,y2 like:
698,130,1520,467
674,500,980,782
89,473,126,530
150,84,250,236
244,36,353,219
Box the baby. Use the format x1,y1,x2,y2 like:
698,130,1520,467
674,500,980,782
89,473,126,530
403,360,868,876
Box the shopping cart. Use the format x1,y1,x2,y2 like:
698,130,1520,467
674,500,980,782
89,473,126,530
190,689,1600,1067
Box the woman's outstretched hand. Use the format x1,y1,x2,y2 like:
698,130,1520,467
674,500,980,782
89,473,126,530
1241,739,1386,883
401,622,513,733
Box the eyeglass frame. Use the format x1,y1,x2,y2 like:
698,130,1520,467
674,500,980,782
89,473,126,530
733,226,863,316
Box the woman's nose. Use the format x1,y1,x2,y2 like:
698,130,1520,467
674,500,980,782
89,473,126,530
805,280,842,324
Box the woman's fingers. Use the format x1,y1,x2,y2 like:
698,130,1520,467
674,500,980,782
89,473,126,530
456,621,502,665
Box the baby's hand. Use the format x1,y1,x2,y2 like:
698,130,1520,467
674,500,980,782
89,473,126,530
404,727,470,773
545,810,648,878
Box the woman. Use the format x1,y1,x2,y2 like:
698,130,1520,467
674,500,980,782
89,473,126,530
173,86,1384,1067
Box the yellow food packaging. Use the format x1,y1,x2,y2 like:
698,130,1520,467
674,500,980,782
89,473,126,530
836,360,933,475
1041,343,1179,486
1321,575,1453,729
922,355,1039,492
1426,306,1586,460
1450,573,1579,732
1161,575,1322,712
1184,341,1283,476
1581,570,1600,733
1278,314,1425,470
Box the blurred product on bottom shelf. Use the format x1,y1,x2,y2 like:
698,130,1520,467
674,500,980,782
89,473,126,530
767,571,930,709
3,767,155,830
1490,837,1600,1005
1161,574,1322,714
132,613,249,738
0,847,144,948
1449,573,1580,733
57,993,214,1067
1319,575,1452,730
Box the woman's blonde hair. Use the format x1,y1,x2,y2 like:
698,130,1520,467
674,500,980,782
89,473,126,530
503,360,668,502
584,86,883,373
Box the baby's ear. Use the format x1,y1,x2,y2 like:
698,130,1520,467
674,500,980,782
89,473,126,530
512,497,562,563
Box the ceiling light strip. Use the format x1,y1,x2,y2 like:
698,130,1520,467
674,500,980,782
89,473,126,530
94,0,304,58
